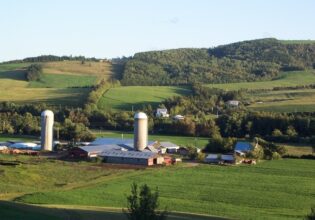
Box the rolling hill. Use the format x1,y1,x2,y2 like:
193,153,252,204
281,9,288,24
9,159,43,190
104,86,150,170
0,61,113,107
121,38,315,86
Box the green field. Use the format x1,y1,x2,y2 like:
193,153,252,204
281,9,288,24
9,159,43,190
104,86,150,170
15,159,315,220
93,130,209,148
0,61,112,107
205,71,315,91
247,88,315,112
29,73,97,88
97,86,192,111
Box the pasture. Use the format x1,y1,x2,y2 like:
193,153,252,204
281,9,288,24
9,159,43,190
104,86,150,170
92,130,209,148
205,71,315,91
97,86,192,111
0,61,113,107
246,88,315,112
16,159,315,220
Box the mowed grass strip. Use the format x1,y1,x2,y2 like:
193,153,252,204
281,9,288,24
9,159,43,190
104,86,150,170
205,71,315,91
97,86,192,111
17,159,315,220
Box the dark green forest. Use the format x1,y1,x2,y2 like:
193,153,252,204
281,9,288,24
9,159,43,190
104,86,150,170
121,38,315,85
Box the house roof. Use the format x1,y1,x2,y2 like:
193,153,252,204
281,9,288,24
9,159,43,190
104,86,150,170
221,154,235,161
100,150,158,159
206,154,219,159
159,142,180,149
235,141,253,152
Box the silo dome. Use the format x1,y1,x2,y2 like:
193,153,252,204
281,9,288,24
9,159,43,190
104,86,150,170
134,112,148,151
41,110,54,151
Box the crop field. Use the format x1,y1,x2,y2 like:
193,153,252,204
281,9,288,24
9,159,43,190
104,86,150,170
205,71,315,91
92,130,209,148
15,159,315,220
0,61,113,107
97,86,192,111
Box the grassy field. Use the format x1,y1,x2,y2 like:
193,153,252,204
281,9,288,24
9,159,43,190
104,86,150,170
246,88,315,112
15,159,315,220
97,86,192,111
92,130,209,148
0,201,226,220
205,71,315,91
0,61,113,107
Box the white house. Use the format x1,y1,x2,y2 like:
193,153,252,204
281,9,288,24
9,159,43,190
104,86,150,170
156,108,169,118
226,100,240,107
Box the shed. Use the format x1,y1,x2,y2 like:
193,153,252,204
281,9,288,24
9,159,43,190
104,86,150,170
205,154,220,164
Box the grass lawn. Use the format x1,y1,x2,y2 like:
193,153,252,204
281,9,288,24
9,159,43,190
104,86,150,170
92,130,209,148
0,134,37,142
16,159,315,220
97,86,192,111
205,71,315,91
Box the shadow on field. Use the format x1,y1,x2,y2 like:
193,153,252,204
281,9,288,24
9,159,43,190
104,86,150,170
0,70,26,81
0,201,229,220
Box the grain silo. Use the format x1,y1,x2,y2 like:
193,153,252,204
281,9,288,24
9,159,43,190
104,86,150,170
41,110,54,151
134,112,148,151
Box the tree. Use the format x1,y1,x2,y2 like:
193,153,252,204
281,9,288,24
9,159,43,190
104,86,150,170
124,183,167,220
25,64,43,81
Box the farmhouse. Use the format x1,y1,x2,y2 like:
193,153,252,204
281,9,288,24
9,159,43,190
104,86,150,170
156,108,169,118
159,141,180,153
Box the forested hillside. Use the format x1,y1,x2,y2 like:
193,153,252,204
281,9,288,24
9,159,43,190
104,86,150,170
121,38,315,85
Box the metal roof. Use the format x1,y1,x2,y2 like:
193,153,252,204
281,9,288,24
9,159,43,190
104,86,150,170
100,150,158,159
79,144,132,153
235,142,253,152
206,154,219,159
159,142,179,149
221,154,235,161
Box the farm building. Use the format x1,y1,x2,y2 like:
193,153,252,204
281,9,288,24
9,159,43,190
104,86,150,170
173,114,185,121
159,142,180,153
234,141,256,156
221,154,235,164
100,150,164,166
226,100,240,107
204,154,220,164
156,108,169,118
205,154,236,164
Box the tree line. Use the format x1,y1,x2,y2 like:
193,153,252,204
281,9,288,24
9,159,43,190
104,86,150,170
121,38,315,86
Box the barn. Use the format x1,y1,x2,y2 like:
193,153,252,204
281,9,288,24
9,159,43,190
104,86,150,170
100,150,164,166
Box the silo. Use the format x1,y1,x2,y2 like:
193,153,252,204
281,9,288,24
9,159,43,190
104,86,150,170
134,112,148,151
41,110,54,151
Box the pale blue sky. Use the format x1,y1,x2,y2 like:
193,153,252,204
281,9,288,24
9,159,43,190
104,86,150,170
0,0,314,61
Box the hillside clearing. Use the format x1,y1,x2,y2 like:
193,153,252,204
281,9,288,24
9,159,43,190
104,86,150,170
97,86,192,111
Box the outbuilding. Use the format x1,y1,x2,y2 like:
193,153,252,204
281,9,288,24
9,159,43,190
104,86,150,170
205,154,220,164
100,150,164,166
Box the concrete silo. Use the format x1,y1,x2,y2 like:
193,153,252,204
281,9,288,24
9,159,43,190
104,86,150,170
41,110,54,151
134,112,148,151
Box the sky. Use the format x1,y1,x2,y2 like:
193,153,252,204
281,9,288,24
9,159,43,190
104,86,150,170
0,0,314,61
